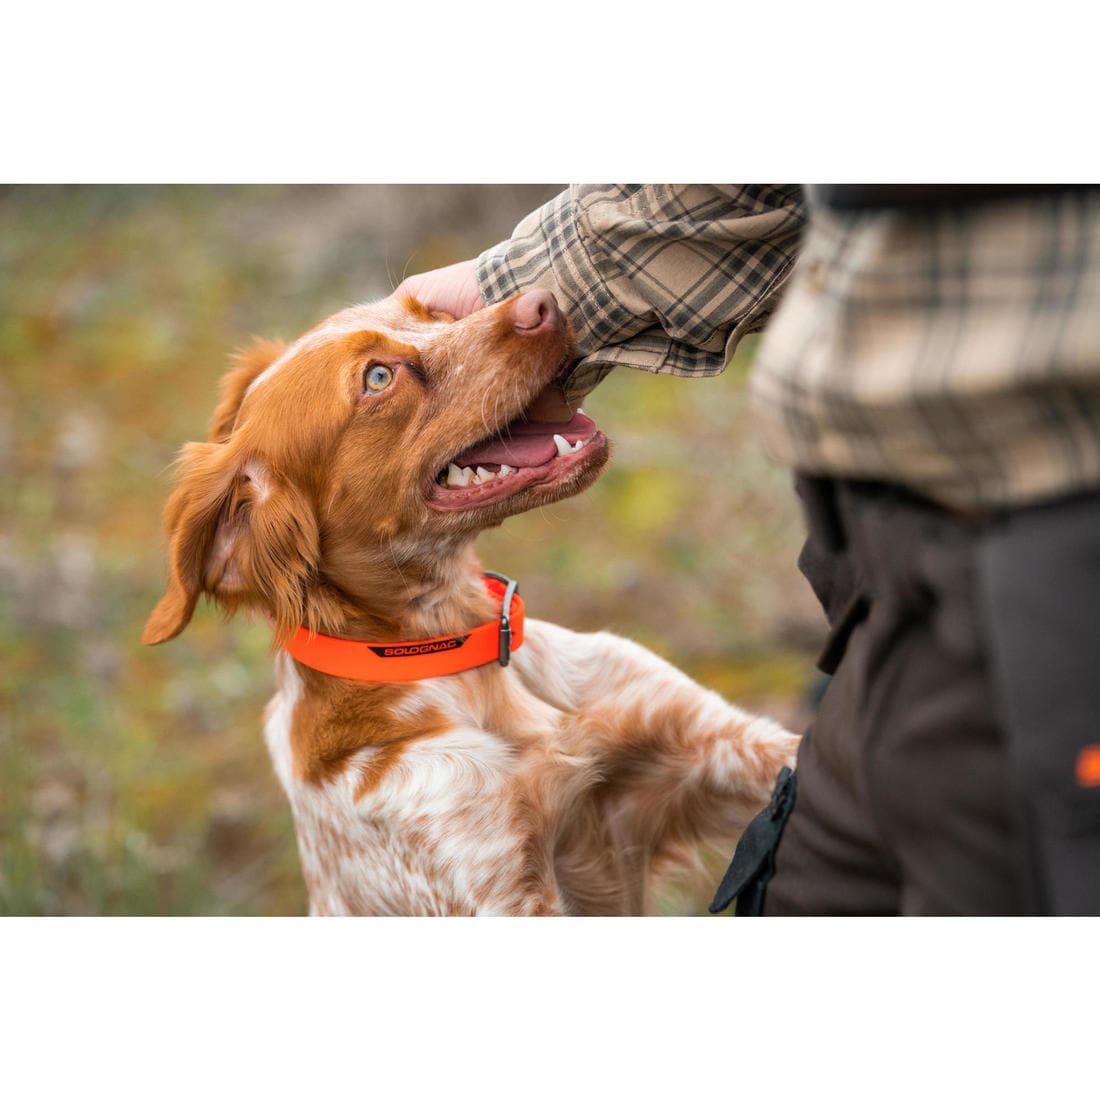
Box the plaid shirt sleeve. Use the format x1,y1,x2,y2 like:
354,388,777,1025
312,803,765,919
476,184,807,402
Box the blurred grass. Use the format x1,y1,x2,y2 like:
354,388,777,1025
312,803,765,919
0,186,823,916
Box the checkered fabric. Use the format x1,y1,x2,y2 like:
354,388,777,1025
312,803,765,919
477,184,806,401
478,184,1100,510
751,188,1100,509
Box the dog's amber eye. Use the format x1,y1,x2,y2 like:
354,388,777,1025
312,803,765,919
363,364,394,393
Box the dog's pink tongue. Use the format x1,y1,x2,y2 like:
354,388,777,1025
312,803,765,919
455,436,557,468
453,412,595,469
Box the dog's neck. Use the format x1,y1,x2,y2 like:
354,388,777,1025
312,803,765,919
317,537,499,645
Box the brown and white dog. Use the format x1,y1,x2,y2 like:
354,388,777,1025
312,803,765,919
144,289,798,915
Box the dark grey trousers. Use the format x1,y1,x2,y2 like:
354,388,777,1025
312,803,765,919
745,477,1100,916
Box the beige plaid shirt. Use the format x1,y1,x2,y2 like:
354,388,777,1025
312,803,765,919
478,184,1100,510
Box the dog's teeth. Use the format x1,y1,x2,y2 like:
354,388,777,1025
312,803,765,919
446,463,472,488
553,434,571,457
475,466,495,483
500,464,516,476
572,439,585,452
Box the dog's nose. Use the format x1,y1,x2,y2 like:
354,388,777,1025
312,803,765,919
511,289,564,333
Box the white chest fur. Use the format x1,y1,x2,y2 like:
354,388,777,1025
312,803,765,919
262,653,551,916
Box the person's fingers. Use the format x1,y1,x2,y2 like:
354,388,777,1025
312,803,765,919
394,259,485,319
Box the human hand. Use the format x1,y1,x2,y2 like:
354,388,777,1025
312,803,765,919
395,261,579,423
393,259,485,320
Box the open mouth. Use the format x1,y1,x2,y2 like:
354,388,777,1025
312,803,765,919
426,410,607,512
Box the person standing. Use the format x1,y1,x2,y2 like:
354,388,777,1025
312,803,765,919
396,184,1100,915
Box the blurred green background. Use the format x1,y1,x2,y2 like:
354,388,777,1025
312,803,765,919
0,185,824,916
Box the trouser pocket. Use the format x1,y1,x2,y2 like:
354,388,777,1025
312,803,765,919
793,475,871,675
978,490,1100,914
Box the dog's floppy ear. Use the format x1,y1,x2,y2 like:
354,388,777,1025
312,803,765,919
142,441,321,647
143,441,239,645
141,334,323,642
207,337,287,443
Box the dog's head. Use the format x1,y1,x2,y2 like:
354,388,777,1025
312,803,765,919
143,291,609,645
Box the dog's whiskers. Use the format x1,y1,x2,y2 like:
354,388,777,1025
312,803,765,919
478,387,496,444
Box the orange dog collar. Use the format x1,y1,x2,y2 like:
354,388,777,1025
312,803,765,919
285,573,524,682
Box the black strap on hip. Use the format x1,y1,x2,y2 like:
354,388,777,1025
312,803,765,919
709,767,798,916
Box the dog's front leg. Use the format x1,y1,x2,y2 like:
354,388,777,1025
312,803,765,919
597,681,798,869
528,625,800,872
